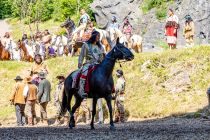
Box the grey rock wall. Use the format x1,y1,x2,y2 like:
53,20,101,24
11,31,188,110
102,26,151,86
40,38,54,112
91,0,210,48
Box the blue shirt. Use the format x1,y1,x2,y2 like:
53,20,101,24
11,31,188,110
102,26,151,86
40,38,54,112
80,14,89,24
109,22,119,29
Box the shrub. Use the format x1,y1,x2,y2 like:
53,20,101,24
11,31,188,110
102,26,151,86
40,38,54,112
141,0,174,20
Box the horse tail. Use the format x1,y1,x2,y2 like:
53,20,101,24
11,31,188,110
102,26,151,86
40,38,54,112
60,88,68,116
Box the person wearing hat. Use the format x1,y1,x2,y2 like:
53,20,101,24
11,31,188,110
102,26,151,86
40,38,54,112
78,30,105,98
183,14,195,47
37,71,51,125
114,69,126,123
30,54,48,86
54,74,66,125
10,76,26,126
23,76,38,126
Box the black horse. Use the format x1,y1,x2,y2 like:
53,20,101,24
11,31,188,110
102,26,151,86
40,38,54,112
60,38,134,130
60,18,78,55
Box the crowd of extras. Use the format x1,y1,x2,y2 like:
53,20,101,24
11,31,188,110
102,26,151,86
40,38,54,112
4,8,198,127
0,9,137,62
0,8,197,62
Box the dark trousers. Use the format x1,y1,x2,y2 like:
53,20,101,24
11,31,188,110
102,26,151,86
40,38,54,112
15,103,26,126
40,102,48,121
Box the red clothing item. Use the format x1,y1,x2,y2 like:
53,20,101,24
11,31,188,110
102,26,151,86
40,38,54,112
166,26,177,37
123,25,132,35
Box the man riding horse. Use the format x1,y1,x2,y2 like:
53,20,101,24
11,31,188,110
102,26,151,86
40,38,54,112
1,32,13,59
73,9,90,41
78,30,105,98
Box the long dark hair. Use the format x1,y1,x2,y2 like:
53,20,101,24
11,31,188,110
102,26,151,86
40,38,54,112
86,30,103,49
185,15,193,23
169,8,174,14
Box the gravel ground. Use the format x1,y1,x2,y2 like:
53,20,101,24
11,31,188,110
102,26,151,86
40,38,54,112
1,118,210,140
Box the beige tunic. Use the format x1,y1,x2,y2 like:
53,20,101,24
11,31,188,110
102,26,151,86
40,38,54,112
78,43,105,66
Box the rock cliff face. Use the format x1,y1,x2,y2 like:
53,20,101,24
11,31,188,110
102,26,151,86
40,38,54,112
91,0,210,48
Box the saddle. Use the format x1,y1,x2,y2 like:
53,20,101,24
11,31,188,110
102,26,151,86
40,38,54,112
72,65,97,93
75,29,92,43
82,29,92,41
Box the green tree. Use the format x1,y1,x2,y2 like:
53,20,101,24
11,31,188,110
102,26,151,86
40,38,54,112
0,0,12,19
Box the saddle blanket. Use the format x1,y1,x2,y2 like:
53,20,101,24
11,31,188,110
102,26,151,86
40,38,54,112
72,65,97,93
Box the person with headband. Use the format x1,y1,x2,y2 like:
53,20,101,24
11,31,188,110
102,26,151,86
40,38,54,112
78,30,105,98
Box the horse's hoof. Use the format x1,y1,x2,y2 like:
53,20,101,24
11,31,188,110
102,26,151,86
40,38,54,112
69,123,74,129
69,125,73,129
91,126,95,130
110,125,115,130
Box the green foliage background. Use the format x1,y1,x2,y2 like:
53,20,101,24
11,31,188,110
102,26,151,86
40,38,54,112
141,0,174,20
0,0,93,22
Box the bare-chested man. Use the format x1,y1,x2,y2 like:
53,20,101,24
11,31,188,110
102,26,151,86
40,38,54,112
42,29,52,49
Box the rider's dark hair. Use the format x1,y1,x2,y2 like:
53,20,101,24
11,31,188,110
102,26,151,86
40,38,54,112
169,8,174,14
87,30,103,49
34,54,42,62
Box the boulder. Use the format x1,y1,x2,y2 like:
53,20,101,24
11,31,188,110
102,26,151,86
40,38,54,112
91,0,210,49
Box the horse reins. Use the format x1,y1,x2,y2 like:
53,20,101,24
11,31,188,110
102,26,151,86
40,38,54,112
106,45,130,68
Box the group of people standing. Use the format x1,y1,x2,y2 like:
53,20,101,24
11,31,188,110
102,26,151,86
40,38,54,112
10,54,51,126
165,9,195,49
10,51,127,126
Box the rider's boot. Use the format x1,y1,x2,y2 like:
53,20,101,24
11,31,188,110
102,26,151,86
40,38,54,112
78,78,88,98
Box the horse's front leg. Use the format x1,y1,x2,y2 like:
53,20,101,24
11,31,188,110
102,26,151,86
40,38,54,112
91,98,97,130
69,96,83,129
105,94,115,130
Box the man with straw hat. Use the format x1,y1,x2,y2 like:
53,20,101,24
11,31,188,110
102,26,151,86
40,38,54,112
10,76,26,126
23,76,38,126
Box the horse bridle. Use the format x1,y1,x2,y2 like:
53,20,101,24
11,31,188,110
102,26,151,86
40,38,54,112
106,44,130,67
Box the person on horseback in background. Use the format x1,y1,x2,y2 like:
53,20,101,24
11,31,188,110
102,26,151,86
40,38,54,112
42,29,52,49
30,54,48,86
114,69,126,123
22,34,28,45
82,21,95,41
2,32,13,59
108,16,120,30
73,9,90,41
122,18,132,41
107,16,120,47
78,30,105,98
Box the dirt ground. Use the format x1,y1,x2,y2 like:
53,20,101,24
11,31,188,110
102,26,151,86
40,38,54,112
1,118,210,140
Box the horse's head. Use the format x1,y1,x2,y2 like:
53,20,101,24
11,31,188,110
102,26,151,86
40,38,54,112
61,18,75,30
17,40,23,48
108,38,134,61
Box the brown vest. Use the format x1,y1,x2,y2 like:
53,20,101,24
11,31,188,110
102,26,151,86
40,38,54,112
10,82,26,104
27,84,37,101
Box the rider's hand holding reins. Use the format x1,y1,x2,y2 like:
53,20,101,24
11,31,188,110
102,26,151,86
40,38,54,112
78,63,82,69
